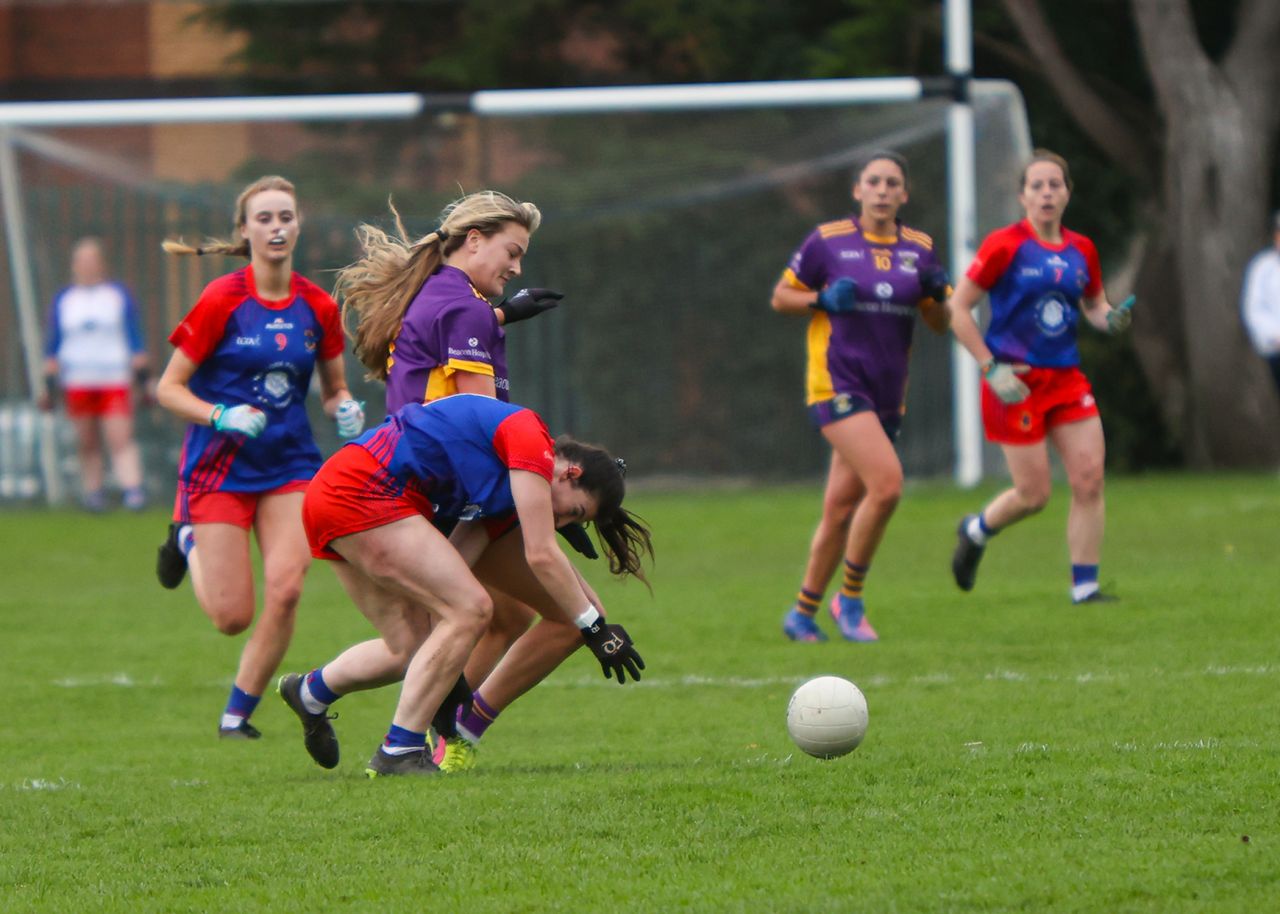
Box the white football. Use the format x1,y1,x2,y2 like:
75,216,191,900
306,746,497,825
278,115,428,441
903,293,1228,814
786,675,868,758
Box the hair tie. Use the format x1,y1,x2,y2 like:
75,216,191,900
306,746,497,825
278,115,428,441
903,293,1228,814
436,227,449,241
615,457,627,477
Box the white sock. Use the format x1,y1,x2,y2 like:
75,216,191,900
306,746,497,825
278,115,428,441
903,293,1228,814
220,712,244,730
1072,582,1100,602
382,744,420,756
299,679,328,715
966,515,989,546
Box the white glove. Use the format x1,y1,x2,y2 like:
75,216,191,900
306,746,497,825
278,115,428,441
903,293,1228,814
335,399,366,439
982,361,1031,405
211,403,267,438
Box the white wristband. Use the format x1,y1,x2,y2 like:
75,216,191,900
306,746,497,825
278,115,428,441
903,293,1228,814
575,605,602,629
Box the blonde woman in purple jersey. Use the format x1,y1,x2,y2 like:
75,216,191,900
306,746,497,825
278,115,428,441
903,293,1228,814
773,151,951,642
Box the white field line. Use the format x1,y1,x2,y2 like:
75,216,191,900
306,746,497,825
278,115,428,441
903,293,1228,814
48,663,1275,692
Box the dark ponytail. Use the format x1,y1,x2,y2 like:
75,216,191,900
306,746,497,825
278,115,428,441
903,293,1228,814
554,435,653,582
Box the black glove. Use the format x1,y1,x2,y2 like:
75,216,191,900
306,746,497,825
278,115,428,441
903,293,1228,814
557,522,599,560
581,620,644,684
497,288,563,325
431,673,473,738
918,264,951,303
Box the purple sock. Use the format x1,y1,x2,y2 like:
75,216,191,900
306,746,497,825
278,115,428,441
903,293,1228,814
456,692,499,742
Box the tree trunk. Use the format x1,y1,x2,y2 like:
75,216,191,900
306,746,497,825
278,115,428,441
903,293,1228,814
1132,0,1280,467
1160,108,1280,466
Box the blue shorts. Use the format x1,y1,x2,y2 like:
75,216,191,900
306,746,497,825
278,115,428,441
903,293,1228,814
807,393,901,440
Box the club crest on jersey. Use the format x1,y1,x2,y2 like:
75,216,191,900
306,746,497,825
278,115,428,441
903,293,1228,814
898,251,919,273
1034,293,1072,337
264,370,291,399
304,328,316,352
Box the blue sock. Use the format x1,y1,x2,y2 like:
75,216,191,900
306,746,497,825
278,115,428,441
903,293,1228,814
383,724,426,755
1071,564,1100,602
303,667,340,707
222,685,260,729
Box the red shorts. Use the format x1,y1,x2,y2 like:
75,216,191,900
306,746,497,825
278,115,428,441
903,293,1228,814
174,479,311,529
982,366,1099,445
64,386,131,418
302,445,435,560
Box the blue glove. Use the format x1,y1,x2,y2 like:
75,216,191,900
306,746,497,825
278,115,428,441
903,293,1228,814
1106,295,1135,334
335,399,366,439
813,277,858,314
211,403,266,438
919,265,951,303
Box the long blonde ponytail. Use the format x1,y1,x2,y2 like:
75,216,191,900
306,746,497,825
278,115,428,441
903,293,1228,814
336,190,541,380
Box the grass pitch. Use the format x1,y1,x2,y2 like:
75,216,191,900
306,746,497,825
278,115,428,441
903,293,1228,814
1,474,1277,912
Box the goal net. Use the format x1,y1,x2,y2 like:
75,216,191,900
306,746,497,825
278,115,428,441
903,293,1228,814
0,83,1029,502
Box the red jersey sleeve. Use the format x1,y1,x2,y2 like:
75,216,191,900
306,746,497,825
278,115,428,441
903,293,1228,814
297,275,346,360
966,224,1022,290
1066,231,1104,298
491,409,555,481
168,273,244,364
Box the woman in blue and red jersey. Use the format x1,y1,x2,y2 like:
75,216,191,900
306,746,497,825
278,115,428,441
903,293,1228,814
774,151,952,644
948,149,1134,604
153,175,365,739
289,191,606,773
279,394,650,777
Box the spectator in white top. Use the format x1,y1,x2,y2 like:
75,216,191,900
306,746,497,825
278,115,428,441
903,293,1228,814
40,237,152,511
1240,210,1280,398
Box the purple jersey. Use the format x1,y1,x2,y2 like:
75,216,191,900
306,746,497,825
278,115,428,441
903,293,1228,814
967,220,1103,368
384,265,509,413
169,267,344,493
354,394,554,522
782,217,943,424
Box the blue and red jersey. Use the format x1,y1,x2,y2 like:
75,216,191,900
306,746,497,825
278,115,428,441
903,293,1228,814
352,394,554,523
781,217,944,423
384,265,509,413
169,266,344,492
967,219,1103,367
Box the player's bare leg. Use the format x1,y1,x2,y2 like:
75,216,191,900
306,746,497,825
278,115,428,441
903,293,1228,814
327,516,491,775
952,442,1051,592
783,451,860,642
1050,416,1108,602
820,411,903,641
101,412,144,508
71,414,106,510
235,491,310,696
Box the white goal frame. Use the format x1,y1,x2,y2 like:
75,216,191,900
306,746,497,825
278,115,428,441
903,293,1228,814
0,4,1028,500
